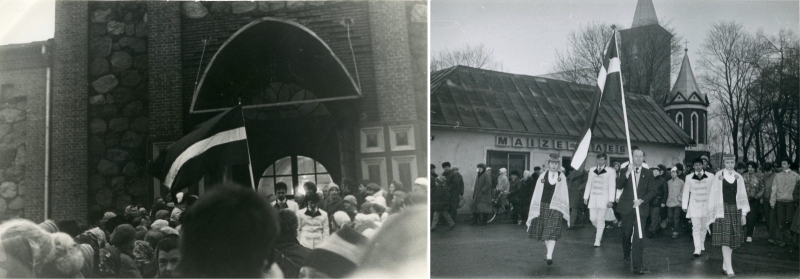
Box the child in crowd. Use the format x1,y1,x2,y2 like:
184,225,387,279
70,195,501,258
666,167,684,238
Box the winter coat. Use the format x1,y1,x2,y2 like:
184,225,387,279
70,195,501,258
682,171,714,218
296,208,329,249
567,169,588,209
472,171,493,213
432,180,451,212
666,178,684,207
443,169,464,198
275,236,311,278
761,172,776,203
521,174,537,207
508,178,523,204
583,166,616,209
771,170,800,206
272,199,300,212
649,176,666,207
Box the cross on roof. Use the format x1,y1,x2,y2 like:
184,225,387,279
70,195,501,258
684,39,689,52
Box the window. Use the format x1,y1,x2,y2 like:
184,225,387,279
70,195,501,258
389,125,415,151
360,127,385,153
361,157,387,188
691,112,698,141
258,156,332,196
675,112,683,129
391,156,418,191
486,150,529,185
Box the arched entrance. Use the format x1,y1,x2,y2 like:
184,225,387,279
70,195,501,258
188,18,362,195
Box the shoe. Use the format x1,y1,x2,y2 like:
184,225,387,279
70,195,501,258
746,237,752,243
546,258,553,265
727,273,736,278
594,240,601,247
633,268,651,274
693,253,700,257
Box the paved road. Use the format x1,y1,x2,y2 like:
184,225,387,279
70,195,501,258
431,215,799,278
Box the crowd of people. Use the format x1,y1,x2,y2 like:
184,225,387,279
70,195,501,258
0,178,430,278
441,149,800,277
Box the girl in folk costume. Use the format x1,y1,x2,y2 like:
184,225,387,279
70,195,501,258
682,157,714,256
526,154,570,265
582,152,617,247
706,154,749,278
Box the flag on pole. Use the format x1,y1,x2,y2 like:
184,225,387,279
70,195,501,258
570,32,622,170
150,105,250,194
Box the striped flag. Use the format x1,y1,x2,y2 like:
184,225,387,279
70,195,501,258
150,105,250,194
570,31,621,170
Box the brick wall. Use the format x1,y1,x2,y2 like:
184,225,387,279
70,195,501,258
368,1,415,123
148,2,183,143
51,1,88,224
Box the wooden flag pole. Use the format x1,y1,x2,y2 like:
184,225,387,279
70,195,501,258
614,28,643,239
238,100,257,191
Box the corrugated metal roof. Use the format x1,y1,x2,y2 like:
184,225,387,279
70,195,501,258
431,65,694,146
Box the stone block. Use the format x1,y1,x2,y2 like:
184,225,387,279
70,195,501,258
90,118,107,134
92,74,119,94
130,117,148,133
107,148,129,162
231,2,256,14
89,175,106,191
0,147,15,168
0,182,16,199
135,22,146,37
0,124,9,138
98,159,119,176
210,2,230,13
92,8,112,23
121,131,141,148
110,51,132,73
109,118,129,132
90,37,112,58
111,87,135,104
107,21,126,35
127,178,147,197
90,58,109,77
90,23,107,38
96,188,112,207
111,176,126,195
132,55,147,71
0,109,23,123
115,194,132,211
123,161,139,177
90,95,106,106
4,165,23,182
119,37,146,53
123,101,143,117
182,2,208,18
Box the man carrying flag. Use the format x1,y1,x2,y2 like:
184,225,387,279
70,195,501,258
150,105,254,198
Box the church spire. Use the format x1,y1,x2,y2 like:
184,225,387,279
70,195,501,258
631,0,659,28
668,49,706,105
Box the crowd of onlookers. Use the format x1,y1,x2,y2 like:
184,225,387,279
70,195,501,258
432,155,800,249
0,178,429,278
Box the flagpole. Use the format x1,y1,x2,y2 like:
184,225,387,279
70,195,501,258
238,101,257,191
614,28,643,239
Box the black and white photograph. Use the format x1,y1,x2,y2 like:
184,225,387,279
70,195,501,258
430,0,799,278
0,0,427,278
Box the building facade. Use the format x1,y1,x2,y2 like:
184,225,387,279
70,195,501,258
13,0,427,225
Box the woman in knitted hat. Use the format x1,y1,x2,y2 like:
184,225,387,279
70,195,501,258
706,154,749,278
526,154,571,265
321,183,344,222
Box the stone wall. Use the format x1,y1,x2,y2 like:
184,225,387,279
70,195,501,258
87,1,149,215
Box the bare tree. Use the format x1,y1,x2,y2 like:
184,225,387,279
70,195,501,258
698,21,766,162
550,23,616,85
430,43,503,72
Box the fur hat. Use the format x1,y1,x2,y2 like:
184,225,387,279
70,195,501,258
38,232,85,277
151,219,169,230
413,177,428,188
0,219,56,265
110,224,136,247
333,211,351,227
303,226,369,278
39,220,59,233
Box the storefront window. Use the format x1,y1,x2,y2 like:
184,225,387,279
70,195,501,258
486,151,528,186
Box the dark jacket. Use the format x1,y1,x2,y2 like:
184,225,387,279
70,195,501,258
649,176,667,207
432,179,451,212
522,174,537,207
568,169,589,208
615,166,660,216
508,177,522,204
275,236,311,278
443,169,464,198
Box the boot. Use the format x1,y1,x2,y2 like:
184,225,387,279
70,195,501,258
693,236,702,256
479,214,488,226
470,213,479,225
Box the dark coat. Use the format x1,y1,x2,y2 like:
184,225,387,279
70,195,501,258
649,176,667,207
443,169,464,198
432,180,451,212
615,166,660,217
275,236,311,278
521,174,537,208
508,178,523,204
473,171,493,213
567,169,589,208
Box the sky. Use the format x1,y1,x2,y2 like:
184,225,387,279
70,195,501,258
432,0,800,78
0,0,55,45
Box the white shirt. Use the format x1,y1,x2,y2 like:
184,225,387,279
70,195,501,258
547,171,559,184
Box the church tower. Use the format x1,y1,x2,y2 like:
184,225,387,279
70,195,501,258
665,48,710,161
619,0,673,99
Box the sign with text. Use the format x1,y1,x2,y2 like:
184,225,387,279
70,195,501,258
496,136,626,153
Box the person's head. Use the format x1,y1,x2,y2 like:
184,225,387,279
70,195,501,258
360,202,373,214
499,168,508,176
701,155,710,167
442,162,451,171
547,154,560,171
477,163,486,174
630,146,645,167
780,158,791,171
533,166,541,175
343,195,358,211
303,181,318,196
412,177,428,195
178,185,279,278
746,161,758,173
145,229,165,250
612,162,620,171
723,155,736,170
332,211,351,230
430,164,436,172
735,162,747,173
359,181,369,193
671,167,678,179
510,170,520,180
306,192,321,211
596,152,607,166
389,181,403,193
156,235,181,278
762,162,774,173
675,163,684,173
652,168,661,177
110,224,136,254
328,183,341,198
693,157,705,173
365,183,381,195
342,178,355,195
278,209,299,239
275,182,289,200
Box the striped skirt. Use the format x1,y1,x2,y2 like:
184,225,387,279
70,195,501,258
712,204,745,249
528,203,563,241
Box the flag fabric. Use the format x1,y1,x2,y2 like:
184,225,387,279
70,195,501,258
570,32,622,170
150,105,249,193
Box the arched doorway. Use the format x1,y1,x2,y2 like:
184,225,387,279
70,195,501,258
257,155,333,196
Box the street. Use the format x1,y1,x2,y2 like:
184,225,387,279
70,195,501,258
431,215,800,278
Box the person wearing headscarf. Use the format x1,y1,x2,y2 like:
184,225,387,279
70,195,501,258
682,157,715,257
582,152,616,247
706,154,750,278
297,192,329,249
133,239,155,274
472,163,493,226
526,154,570,265
496,168,510,213
412,177,428,196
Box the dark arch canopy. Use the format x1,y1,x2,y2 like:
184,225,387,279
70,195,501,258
191,17,362,114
